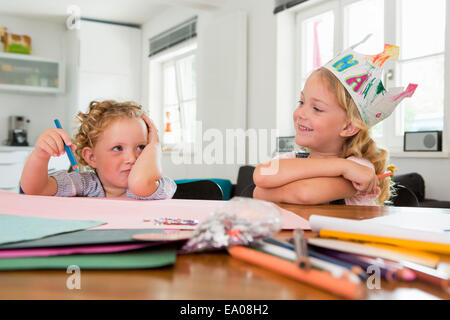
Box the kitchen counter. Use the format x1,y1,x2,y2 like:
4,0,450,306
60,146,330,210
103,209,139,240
0,145,69,192
0,146,34,152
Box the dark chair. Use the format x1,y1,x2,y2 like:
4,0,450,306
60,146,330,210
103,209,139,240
231,165,256,198
393,172,450,208
391,184,419,207
172,180,224,200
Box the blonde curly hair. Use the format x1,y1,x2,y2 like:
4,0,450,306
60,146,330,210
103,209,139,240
74,100,145,168
313,68,393,205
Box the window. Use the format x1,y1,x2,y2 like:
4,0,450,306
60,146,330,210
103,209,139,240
396,0,445,134
295,0,447,152
148,42,197,152
298,8,335,90
162,52,196,149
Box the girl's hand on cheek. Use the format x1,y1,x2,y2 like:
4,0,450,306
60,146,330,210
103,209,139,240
142,114,160,145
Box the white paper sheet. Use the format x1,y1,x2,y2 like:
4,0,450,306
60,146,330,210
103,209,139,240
309,213,450,245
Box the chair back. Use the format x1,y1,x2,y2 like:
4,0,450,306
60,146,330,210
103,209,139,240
173,180,224,200
391,184,419,207
234,165,256,197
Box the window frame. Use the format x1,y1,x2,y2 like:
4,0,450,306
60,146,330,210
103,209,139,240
148,40,197,152
292,0,449,156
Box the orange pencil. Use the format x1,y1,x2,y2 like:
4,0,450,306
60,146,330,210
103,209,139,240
228,246,366,299
377,172,393,179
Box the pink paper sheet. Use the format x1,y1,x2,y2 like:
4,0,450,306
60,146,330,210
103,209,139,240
0,190,310,230
0,243,155,259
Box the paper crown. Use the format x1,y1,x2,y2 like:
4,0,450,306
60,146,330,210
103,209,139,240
323,44,418,127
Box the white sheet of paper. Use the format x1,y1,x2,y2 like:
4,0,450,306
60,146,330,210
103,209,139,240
368,212,450,233
309,212,450,245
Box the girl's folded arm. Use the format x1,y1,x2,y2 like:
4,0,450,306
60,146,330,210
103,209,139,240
253,176,357,205
253,158,352,188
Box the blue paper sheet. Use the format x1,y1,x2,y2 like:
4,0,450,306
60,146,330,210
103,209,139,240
0,213,105,245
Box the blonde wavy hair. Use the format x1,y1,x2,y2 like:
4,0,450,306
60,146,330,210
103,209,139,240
313,67,393,205
74,100,145,169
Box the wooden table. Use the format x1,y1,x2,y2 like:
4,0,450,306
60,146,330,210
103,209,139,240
0,204,449,300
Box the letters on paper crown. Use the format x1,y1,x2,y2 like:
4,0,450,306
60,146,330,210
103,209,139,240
324,44,418,127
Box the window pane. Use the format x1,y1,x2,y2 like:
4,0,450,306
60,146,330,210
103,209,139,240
180,100,196,143
400,55,444,132
345,0,385,136
344,0,384,54
163,64,178,105
163,105,182,145
177,54,196,101
301,11,334,86
400,0,446,59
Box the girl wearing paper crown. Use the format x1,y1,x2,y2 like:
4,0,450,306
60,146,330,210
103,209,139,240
253,44,417,206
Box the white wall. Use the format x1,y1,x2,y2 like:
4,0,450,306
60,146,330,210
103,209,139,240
0,15,68,145
141,0,276,183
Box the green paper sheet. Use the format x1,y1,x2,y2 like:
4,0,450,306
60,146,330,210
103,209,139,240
0,229,165,249
0,214,105,246
0,247,177,270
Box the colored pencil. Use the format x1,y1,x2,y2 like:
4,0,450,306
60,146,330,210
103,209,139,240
228,246,366,299
319,229,450,255
252,241,362,284
293,229,310,269
308,238,440,268
310,246,397,282
401,261,449,292
266,237,367,280
377,172,393,179
264,237,295,250
356,255,417,282
54,119,79,172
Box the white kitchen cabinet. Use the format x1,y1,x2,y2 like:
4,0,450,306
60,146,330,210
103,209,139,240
0,147,32,193
0,147,69,193
0,52,63,94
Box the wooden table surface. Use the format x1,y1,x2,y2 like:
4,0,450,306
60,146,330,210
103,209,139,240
0,204,449,300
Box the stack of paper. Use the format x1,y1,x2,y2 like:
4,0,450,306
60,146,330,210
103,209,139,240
0,189,310,271
0,214,177,270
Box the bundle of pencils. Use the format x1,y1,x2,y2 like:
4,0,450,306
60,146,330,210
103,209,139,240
308,233,449,292
227,224,450,298
228,230,369,299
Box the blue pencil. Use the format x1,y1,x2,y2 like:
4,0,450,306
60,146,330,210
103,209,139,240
54,119,78,172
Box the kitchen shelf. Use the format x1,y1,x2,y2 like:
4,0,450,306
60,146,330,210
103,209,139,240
0,52,63,94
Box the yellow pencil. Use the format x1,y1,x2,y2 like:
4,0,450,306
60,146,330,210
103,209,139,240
309,238,440,268
319,229,450,255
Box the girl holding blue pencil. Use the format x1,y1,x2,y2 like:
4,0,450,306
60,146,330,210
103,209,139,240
20,100,176,200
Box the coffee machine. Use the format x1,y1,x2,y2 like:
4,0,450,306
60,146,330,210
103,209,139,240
7,116,30,146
